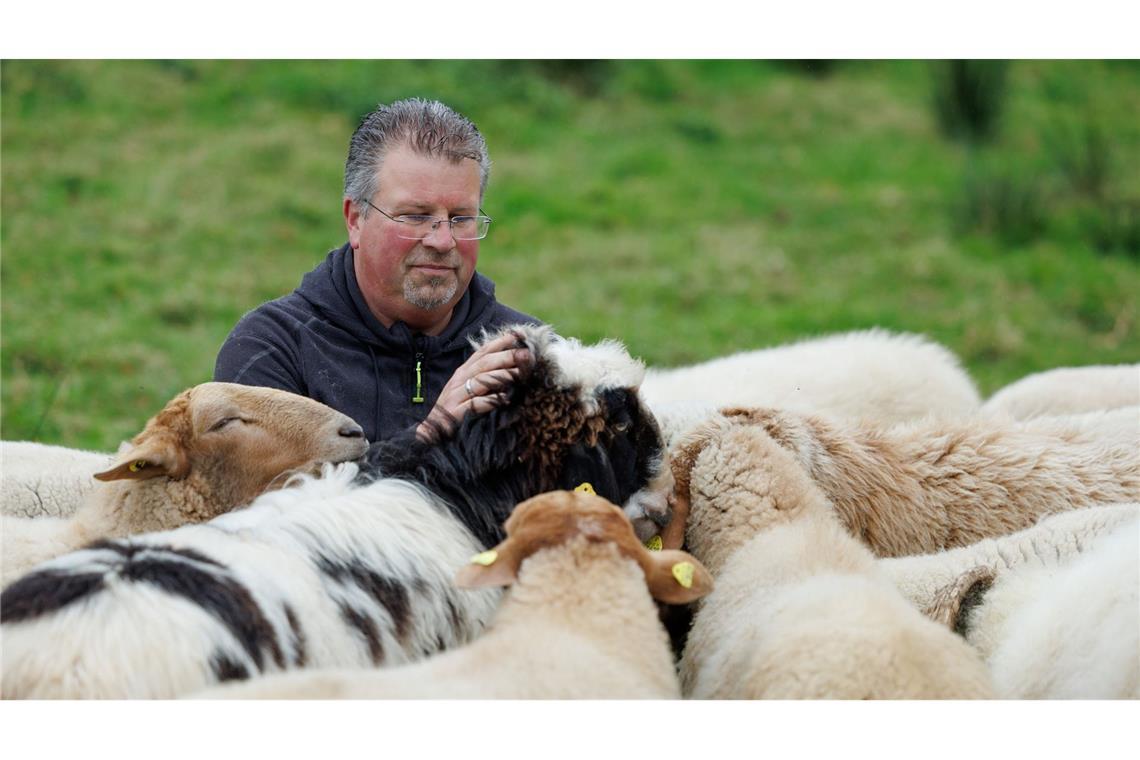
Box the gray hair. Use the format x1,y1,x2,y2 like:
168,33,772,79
344,98,491,211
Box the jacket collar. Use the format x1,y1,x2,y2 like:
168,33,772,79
294,242,499,352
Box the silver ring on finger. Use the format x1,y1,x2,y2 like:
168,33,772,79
465,377,476,399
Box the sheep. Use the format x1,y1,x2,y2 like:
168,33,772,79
882,502,1140,611
2,382,370,587
880,503,1140,699
673,415,993,699
641,328,982,447
0,325,673,699
687,405,1139,558
652,404,1138,659
982,363,1140,420
1013,406,1139,447
188,489,713,699
1,441,111,519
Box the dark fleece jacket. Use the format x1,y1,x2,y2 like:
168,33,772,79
213,242,541,442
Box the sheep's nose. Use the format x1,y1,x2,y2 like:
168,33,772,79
339,422,365,439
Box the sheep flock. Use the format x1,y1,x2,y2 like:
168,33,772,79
1,327,1137,700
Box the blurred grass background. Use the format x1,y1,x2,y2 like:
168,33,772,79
2,59,1138,451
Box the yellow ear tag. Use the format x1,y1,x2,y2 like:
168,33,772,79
128,460,147,473
470,550,498,566
574,482,596,495
644,535,663,551
671,561,695,589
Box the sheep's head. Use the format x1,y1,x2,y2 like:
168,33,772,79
362,325,672,548
455,489,712,605
671,413,834,572
474,324,673,541
93,383,369,530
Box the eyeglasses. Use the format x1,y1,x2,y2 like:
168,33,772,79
364,200,493,241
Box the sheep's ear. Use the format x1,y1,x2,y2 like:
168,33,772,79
454,541,525,589
669,415,734,497
923,565,996,635
644,549,714,605
658,491,689,550
93,437,189,482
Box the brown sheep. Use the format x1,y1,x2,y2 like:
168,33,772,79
670,405,1139,558
2,382,369,585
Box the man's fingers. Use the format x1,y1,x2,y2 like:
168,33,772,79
453,393,507,417
467,346,532,375
469,333,519,360
466,392,509,414
448,348,531,403
434,333,529,424
471,369,515,394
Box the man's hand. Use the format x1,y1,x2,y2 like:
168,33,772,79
416,332,533,440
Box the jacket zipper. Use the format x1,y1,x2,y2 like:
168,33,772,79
412,351,426,403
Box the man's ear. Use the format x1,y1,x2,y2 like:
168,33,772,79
93,436,189,482
454,540,526,589
344,198,363,249
644,549,714,605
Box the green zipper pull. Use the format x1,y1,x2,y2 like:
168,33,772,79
412,357,425,403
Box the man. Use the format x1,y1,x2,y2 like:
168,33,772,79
214,98,539,441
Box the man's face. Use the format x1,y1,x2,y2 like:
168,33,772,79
347,143,482,332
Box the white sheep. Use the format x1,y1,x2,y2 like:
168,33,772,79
189,489,713,699
0,325,673,698
1,382,370,587
690,405,1139,557
982,364,1140,420
1,441,111,519
1014,406,1139,447
881,503,1140,699
641,328,982,447
674,416,993,699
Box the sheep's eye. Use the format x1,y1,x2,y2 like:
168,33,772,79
208,416,241,432
613,420,631,433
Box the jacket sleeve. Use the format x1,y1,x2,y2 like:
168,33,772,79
213,312,306,395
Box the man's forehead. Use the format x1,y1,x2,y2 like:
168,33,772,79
380,142,480,173
376,146,481,203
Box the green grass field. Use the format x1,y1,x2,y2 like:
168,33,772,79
3,60,1138,451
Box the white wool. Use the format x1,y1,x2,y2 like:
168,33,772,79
983,519,1139,698
2,514,97,587
982,364,1140,420
647,400,721,453
883,504,1140,699
1011,406,1139,447
641,328,981,445
1,441,112,519
546,337,646,396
